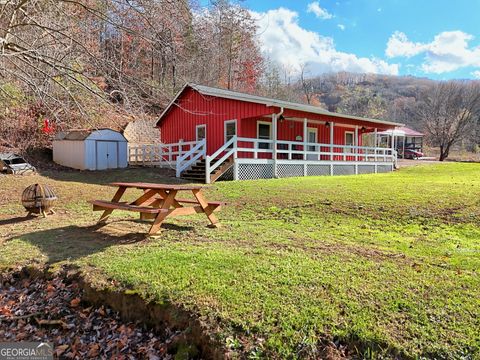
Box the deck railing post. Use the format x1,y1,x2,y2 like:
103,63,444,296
160,144,164,166
272,114,278,178
233,136,238,180
354,126,359,163
205,156,211,184
330,122,334,161
303,118,307,161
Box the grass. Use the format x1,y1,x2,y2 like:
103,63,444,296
0,163,479,358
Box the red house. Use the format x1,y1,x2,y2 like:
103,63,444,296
152,83,402,183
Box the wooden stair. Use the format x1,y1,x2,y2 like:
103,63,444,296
180,158,234,183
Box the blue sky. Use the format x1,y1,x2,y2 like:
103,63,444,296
227,0,480,79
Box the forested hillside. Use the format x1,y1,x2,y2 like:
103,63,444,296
1,0,479,156
0,0,263,151
294,72,434,128
297,73,480,154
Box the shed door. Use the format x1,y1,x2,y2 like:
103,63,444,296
96,141,118,170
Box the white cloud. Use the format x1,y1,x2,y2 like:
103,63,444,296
307,1,333,20
337,24,345,31
385,31,426,58
252,8,399,76
386,30,480,74
472,70,480,79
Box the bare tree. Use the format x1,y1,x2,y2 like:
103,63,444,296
299,63,314,104
419,81,480,161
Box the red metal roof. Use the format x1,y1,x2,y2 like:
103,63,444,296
379,126,424,137
398,126,424,136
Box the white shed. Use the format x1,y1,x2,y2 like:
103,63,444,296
53,129,128,170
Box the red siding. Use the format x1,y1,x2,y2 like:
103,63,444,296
158,87,395,156
159,88,273,154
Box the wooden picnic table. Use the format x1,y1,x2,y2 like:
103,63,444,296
90,182,224,235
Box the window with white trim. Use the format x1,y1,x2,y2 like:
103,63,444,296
257,121,272,149
224,120,237,148
345,131,354,153
307,127,318,152
196,124,206,141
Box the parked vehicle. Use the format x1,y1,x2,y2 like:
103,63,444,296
0,153,36,174
404,148,424,159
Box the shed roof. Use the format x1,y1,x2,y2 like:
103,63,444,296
55,130,92,141
157,83,403,127
54,128,126,141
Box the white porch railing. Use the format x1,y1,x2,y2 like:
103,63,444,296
205,136,237,184
204,136,396,183
234,137,396,163
128,141,203,168
176,139,206,177
131,137,397,181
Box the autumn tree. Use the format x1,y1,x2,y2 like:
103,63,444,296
0,0,187,118
193,0,263,92
419,81,480,161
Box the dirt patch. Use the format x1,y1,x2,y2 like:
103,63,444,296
0,266,225,359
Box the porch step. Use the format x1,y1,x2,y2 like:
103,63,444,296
180,158,233,183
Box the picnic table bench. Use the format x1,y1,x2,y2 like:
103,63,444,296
90,182,224,235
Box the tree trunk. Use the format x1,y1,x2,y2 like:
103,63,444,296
439,144,451,161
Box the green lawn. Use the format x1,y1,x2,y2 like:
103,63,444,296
1,163,479,359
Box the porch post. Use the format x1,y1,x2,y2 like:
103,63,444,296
303,118,308,160
233,135,238,181
354,126,359,160
373,127,378,163
391,133,396,167
330,122,334,161
354,126,359,174
330,122,334,176
273,113,278,178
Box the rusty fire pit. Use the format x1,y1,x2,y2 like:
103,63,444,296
22,184,57,217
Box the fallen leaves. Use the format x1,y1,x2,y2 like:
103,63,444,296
0,270,178,359
69,298,81,308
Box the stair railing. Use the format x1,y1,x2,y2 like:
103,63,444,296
176,139,206,178
205,136,237,184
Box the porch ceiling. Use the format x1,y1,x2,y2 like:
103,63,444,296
254,113,393,130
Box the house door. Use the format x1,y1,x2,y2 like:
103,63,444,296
306,128,318,160
96,141,118,170
224,120,237,148
196,124,206,142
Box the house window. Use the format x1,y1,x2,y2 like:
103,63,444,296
257,121,272,149
307,128,318,152
345,131,354,153
196,124,206,141
306,127,318,160
224,120,237,148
